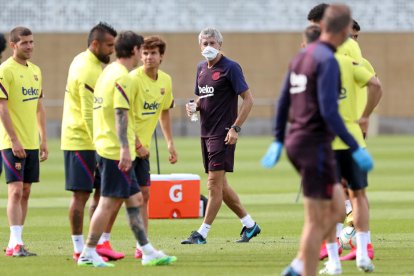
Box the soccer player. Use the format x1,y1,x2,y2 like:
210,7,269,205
181,27,260,245
61,22,124,261
0,26,48,257
261,5,374,275
0,33,6,62
77,31,176,267
129,35,178,258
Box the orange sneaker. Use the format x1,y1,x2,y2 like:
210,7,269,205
134,248,143,259
96,241,125,260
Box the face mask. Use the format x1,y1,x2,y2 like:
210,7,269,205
201,46,220,61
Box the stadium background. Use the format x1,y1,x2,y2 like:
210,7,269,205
1,0,413,137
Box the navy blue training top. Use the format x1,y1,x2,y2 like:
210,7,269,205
273,41,359,151
195,56,249,138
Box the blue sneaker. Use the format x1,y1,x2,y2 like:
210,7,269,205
281,266,302,276
181,231,206,244
236,223,261,243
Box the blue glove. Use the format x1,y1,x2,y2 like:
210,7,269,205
352,147,374,172
261,141,283,168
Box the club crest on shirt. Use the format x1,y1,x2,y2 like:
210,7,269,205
15,162,22,170
34,75,38,81
212,71,220,81
160,88,165,95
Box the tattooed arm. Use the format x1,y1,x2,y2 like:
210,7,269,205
115,108,132,172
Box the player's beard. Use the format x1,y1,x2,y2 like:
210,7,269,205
96,53,110,64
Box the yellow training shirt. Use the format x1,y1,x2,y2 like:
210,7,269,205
337,38,363,64
61,49,102,150
332,54,374,150
0,57,42,149
93,62,136,160
129,66,174,149
356,58,376,118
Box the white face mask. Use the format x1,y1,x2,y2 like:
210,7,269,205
201,46,220,61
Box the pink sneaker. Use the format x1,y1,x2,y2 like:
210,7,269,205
319,239,343,260
96,241,125,260
134,248,143,259
340,243,374,261
5,247,13,256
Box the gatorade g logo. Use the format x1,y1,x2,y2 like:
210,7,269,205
21,87,39,96
169,184,183,202
144,101,160,110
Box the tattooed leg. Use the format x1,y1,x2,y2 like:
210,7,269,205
126,207,149,246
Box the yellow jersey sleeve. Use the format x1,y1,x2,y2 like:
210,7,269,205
0,66,11,100
113,74,131,110
337,38,363,64
353,63,374,89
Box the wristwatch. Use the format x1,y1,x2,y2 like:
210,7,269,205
230,125,241,133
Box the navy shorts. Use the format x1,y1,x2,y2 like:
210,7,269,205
96,154,140,199
335,149,368,191
201,136,235,173
64,150,99,192
2,149,39,184
134,157,151,187
285,139,337,199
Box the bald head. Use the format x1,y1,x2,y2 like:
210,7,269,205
322,4,352,34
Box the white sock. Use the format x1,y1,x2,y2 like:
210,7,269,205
197,223,211,239
141,243,156,255
136,242,141,249
291,258,304,274
345,200,353,214
368,231,371,244
336,223,343,238
327,242,340,265
71,235,84,253
356,231,369,260
97,232,110,245
240,214,255,228
10,225,23,247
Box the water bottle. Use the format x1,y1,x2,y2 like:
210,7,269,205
188,100,198,122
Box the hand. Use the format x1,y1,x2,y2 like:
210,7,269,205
358,117,369,139
39,141,48,162
136,144,150,159
224,128,238,145
11,139,26,159
185,103,196,118
168,144,178,164
352,147,374,172
119,147,132,172
261,141,283,168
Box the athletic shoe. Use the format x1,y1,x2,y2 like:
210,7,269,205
96,241,125,260
77,254,114,268
142,250,177,266
340,243,374,261
181,231,206,244
12,244,37,257
134,248,143,259
73,252,109,262
357,257,375,272
236,223,261,243
319,261,342,275
281,265,302,276
5,247,13,256
319,239,342,260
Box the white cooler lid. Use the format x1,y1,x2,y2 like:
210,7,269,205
150,173,200,181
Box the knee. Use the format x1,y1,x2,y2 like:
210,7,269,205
22,186,31,201
73,191,90,207
8,186,23,202
141,189,150,204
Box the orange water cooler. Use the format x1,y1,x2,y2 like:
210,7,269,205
148,174,200,219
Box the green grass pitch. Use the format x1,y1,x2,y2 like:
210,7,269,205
0,136,413,275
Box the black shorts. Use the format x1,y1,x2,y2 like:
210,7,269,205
134,157,151,187
96,154,140,199
335,149,368,191
2,149,39,184
285,139,337,199
201,136,235,173
64,150,99,192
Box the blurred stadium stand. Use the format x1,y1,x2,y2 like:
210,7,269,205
1,0,413,136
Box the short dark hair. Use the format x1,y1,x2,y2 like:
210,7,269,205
10,26,32,43
352,19,361,32
115,31,144,58
304,25,321,44
322,4,352,34
0,33,6,53
307,3,329,23
143,36,166,55
87,22,117,47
